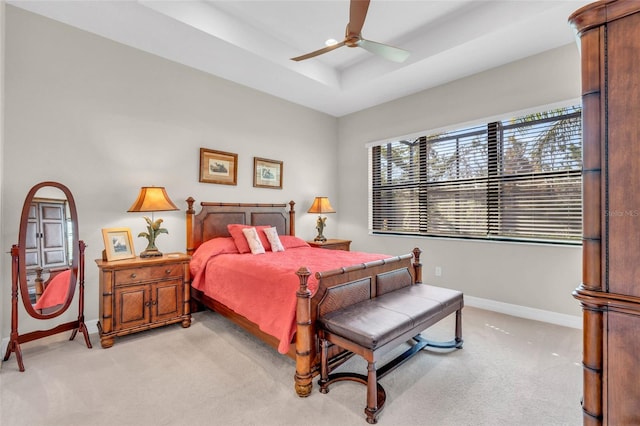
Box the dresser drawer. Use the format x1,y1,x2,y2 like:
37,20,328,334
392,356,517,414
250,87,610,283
114,263,183,285
307,239,351,251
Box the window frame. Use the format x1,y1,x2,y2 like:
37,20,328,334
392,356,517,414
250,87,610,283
368,103,583,245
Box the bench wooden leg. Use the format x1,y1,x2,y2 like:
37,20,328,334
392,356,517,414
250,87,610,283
415,307,464,349
455,308,463,348
318,338,387,423
319,337,330,393
365,361,379,424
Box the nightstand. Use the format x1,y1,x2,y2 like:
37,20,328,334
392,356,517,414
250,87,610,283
307,239,351,251
95,253,191,348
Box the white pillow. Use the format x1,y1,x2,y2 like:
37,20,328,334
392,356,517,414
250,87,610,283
242,227,265,254
263,227,285,252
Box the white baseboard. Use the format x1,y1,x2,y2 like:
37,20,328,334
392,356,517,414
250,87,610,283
465,295,582,329
1,337,7,361
86,319,99,334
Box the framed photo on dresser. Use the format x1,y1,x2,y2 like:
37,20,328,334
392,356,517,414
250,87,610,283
101,227,135,261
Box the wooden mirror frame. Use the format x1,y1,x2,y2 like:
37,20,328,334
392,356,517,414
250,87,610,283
3,181,92,371
19,182,78,318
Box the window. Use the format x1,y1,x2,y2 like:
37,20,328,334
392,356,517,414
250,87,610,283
369,105,582,243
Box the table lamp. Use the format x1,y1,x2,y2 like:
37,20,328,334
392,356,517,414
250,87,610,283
127,186,178,258
307,196,335,242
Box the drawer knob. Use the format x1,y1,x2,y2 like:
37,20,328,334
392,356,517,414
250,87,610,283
165,269,171,274
130,273,137,279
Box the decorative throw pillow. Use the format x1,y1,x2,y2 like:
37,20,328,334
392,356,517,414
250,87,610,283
263,227,285,252
242,227,265,254
228,224,271,253
279,235,311,249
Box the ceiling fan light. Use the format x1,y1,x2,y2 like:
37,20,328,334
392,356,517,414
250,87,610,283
325,38,339,46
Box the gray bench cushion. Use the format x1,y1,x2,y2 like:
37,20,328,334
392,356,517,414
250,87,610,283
319,284,463,350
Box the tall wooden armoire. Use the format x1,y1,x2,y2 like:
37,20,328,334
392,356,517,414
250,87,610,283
570,1,640,425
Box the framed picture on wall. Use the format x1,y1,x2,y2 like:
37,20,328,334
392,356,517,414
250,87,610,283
199,148,238,185
253,157,283,189
101,227,135,261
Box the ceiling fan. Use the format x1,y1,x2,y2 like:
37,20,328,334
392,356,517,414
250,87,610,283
291,0,410,63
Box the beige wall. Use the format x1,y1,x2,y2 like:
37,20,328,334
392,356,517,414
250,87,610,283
1,6,337,336
337,43,583,320
1,6,583,343
0,1,5,339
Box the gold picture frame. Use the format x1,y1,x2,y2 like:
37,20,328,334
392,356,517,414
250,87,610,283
253,157,283,189
199,148,238,185
101,227,135,261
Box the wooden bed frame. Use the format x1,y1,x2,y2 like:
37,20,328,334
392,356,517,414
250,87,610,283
185,198,422,397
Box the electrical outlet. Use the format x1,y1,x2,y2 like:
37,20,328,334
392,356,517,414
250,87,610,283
435,266,442,277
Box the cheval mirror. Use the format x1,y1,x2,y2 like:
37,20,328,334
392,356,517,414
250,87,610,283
3,181,91,371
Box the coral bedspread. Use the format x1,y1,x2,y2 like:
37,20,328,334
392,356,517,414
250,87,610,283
190,236,390,353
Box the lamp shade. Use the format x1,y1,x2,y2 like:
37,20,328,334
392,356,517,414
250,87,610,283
127,187,178,212
307,197,336,214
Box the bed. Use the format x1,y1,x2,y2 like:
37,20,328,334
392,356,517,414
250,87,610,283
185,198,423,397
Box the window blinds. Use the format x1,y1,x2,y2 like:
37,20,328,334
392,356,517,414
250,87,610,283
369,106,582,243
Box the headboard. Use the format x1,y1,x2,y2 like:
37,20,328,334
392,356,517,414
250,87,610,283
185,198,296,255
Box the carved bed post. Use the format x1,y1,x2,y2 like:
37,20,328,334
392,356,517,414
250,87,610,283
288,200,296,236
186,197,195,255
412,247,422,284
294,266,312,397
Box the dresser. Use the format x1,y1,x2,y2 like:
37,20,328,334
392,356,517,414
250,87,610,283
307,239,351,251
569,1,640,424
96,253,191,348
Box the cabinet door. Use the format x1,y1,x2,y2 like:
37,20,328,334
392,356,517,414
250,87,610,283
114,284,150,331
152,279,183,322
39,202,68,269
606,10,640,297
25,203,40,269
606,311,640,425
26,202,69,271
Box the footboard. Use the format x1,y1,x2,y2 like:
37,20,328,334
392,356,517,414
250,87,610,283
293,248,423,397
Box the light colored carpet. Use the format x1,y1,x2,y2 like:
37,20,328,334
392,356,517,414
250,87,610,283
0,307,582,425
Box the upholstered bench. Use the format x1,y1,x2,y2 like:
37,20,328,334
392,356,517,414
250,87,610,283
317,270,463,424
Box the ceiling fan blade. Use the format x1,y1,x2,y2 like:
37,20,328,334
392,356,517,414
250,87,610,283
290,40,346,61
291,0,410,63
347,0,370,37
357,39,410,63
